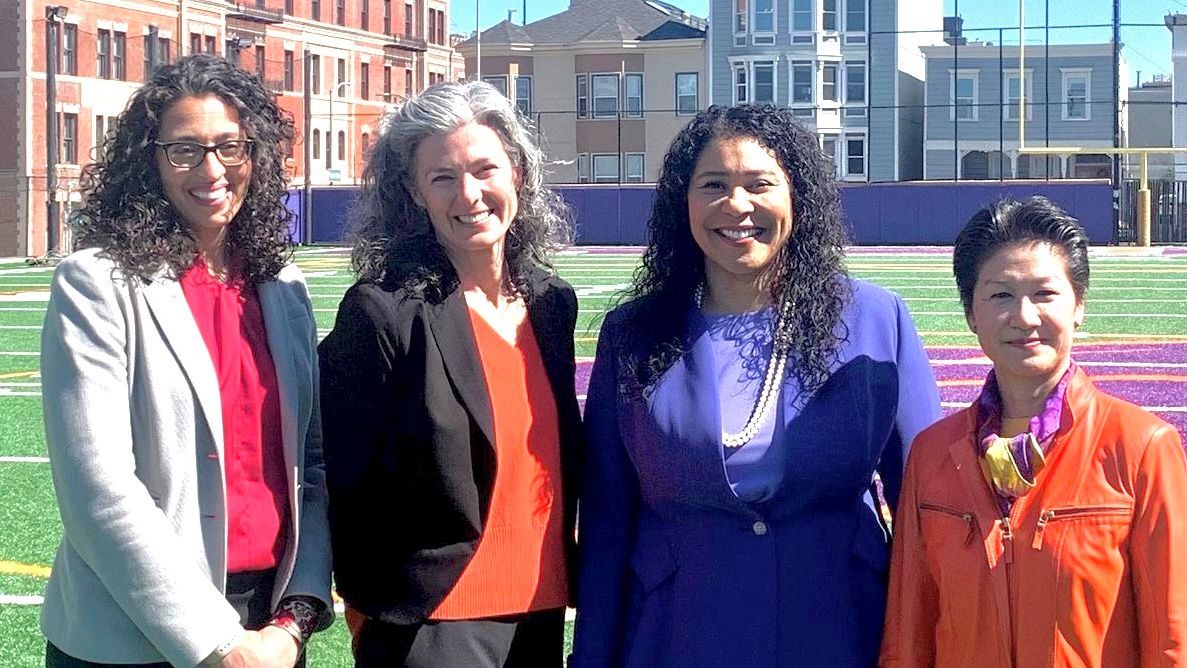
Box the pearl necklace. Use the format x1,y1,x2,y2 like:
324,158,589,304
695,284,792,448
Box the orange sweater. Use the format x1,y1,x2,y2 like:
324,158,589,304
429,310,569,619
881,368,1187,667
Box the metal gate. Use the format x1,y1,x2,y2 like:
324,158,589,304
1119,179,1187,244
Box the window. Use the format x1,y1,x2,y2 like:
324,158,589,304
592,74,619,118
337,58,346,88
94,114,108,154
845,135,865,176
428,9,445,44
753,0,774,42
514,75,532,115
311,55,321,94
734,0,747,43
792,61,812,104
483,75,508,97
190,33,201,55
846,0,865,32
383,65,392,99
228,44,242,67
437,10,445,44
624,153,645,183
951,70,977,121
384,0,392,34
362,132,371,156
405,68,413,97
733,65,748,104
360,62,370,99
284,50,295,90
676,72,698,115
312,129,321,159
428,10,437,44
61,24,77,75
204,35,216,55
845,61,866,115
822,0,837,31
325,131,331,168
576,74,589,119
143,34,154,80
97,29,111,78
822,63,838,102
1062,69,1090,120
793,0,812,31
753,62,774,103
592,154,619,182
821,136,839,176
61,113,78,164
625,73,643,118
361,0,369,29
336,0,346,25
312,0,321,20
405,3,413,36
255,45,265,79
577,154,589,183
1003,70,1032,121
286,0,293,12
338,130,346,160
158,37,171,66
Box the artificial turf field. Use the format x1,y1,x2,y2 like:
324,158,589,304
0,244,1183,666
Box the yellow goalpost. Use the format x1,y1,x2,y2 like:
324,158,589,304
1016,0,1182,246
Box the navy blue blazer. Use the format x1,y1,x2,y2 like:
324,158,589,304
572,280,941,668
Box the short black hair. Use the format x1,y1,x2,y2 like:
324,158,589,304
953,196,1090,314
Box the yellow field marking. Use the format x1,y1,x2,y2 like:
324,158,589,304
0,559,51,578
0,370,39,380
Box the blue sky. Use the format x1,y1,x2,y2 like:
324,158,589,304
450,0,1184,86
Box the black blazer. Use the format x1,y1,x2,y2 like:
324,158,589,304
319,267,583,624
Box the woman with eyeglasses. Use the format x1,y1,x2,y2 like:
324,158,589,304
39,55,331,667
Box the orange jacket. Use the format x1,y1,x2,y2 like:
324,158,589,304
881,368,1187,668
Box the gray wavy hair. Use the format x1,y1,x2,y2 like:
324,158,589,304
349,80,572,298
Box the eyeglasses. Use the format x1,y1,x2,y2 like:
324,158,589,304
154,140,255,168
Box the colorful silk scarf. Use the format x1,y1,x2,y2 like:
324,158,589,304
974,365,1075,512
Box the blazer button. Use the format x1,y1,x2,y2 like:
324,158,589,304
752,520,768,536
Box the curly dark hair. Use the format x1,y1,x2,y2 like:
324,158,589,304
622,104,851,396
954,196,1090,315
349,80,571,301
72,54,295,283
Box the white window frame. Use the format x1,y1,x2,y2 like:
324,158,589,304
844,60,866,116
1061,68,1091,121
624,153,645,182
821,62,839,103
592,73,620,119
577,153,589,183
843,133,866,179
844,0,866,35
751,0,775,45
624,73,643,118
792,0,813,33
791,60,813,105
676,72,699,116
949,69,979,121
576,74,589,119
1002,69,1033,121
592,153,619,183
733,64,748,105
514,74,532,115
822,0,838,32
733,0,748,46
752,61,776,104
821,135,840,177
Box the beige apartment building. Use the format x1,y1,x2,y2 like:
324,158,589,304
455,0,707,183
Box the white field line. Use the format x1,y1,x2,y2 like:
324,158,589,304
932,358,1187,369
907,312,1187,319
941,401,1185,412
0,307,47,311
0,382,41,388
0,267,54,276
0,292,49,302
899,297,1175,304
0,352,39,356
0,594,44,605
0,456,49,463
0,325,41,330
0,390,41,396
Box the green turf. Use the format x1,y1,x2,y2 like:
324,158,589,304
0,464,61,568
0,246,1183,665
0,397,46,457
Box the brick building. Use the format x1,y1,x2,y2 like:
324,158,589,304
2,0,460,257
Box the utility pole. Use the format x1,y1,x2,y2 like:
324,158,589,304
303,49,313,245
44,6,67,257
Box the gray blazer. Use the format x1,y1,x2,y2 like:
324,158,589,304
39,248,332,667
